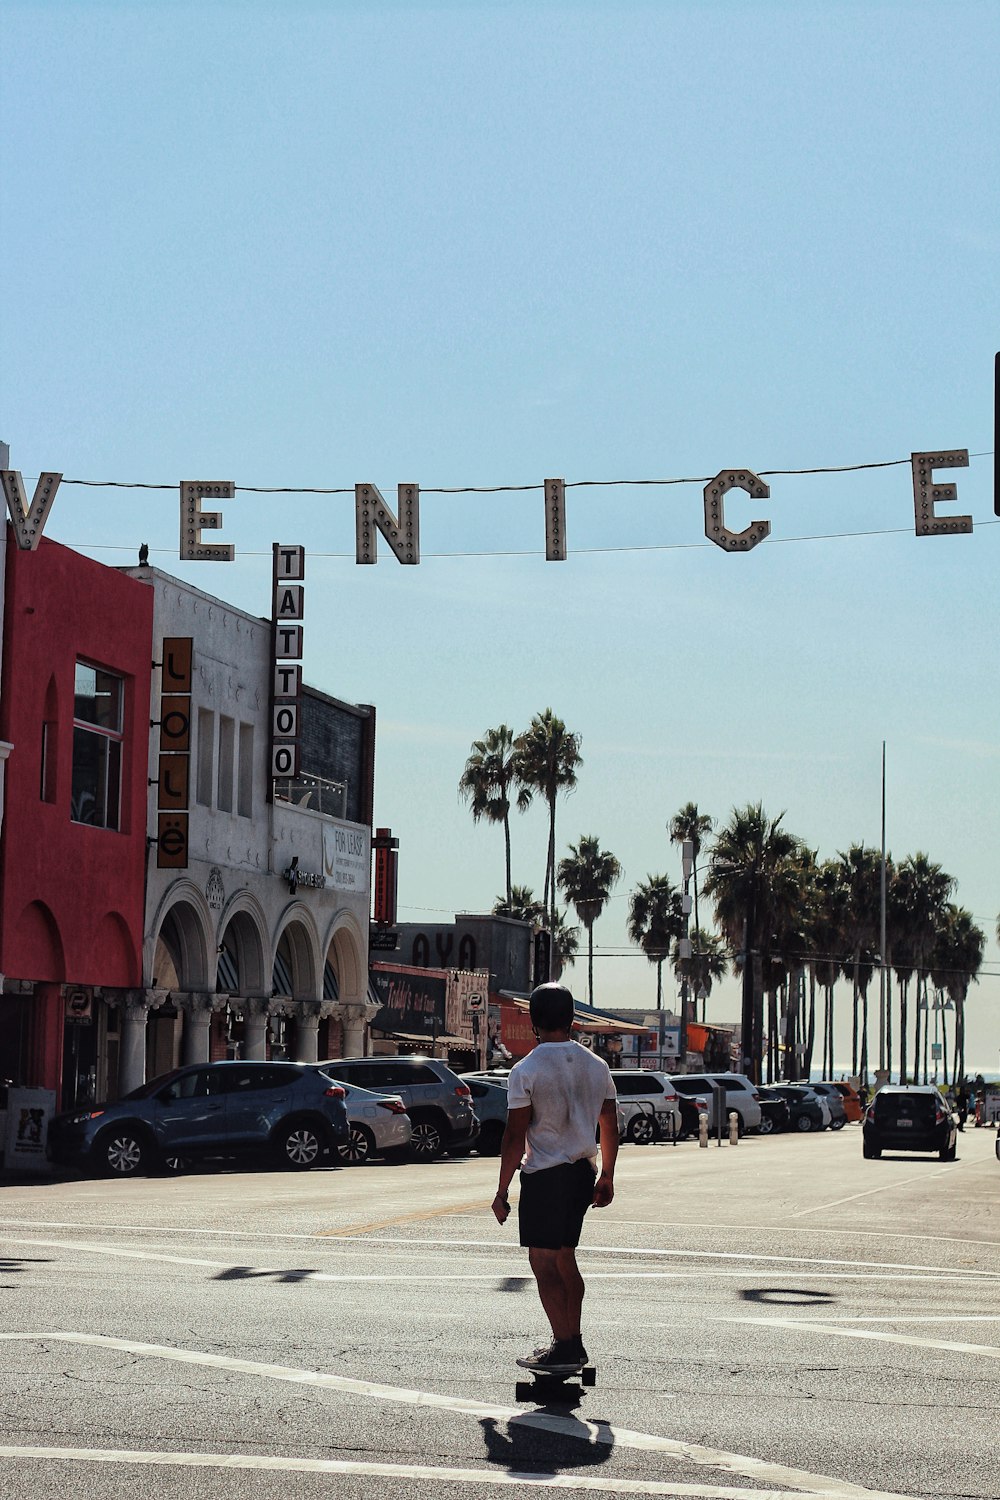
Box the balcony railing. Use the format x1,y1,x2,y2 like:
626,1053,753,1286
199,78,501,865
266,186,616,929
273,771,347,819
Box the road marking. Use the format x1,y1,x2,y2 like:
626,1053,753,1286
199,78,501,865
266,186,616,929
732,1317,1000,1360
609,1220,1000,1251
788,1168,954,1218
306,1235,1000,1281
0,1233,983,1285
0,1446,905,1500
0,1333,918,1500
5,1215,999,1254
755,1315,1000,1325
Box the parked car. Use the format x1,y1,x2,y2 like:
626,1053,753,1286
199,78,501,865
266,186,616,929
669,1073,763,1133
463,1077,509,1156
792,1081,848,1129
608,1069,682,1142
332,1080,411,1165
766,1084,829,1133
862,1084,958,1161
827,1080,864,1123
47,1061,350,1177
756,1087,792,1134
318,1055,478,1159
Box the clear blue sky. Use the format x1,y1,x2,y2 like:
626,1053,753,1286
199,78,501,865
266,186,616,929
3,1,998,1074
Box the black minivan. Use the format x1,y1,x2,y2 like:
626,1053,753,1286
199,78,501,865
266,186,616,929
862,1084,958,1161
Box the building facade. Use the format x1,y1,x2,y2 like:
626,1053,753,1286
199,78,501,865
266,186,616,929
0,535,378,1135
124,562,377,1094
0,531,154,1111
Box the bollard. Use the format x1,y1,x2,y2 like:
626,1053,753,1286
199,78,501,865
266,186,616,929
698,1109,709,1147
728,1110,740,1145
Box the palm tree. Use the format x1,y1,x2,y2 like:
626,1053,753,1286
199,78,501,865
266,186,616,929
557,834,621,1004
896,853,954,1082
627,875,684,1011
931,905,985,1084
514,710,582,934
669,803,713,967
678,926,729,1020
674,926,730,1069
804,859,846,1080
835,845,883,1081
548,907,581,980
492,884,545,926
458,724,521,905
703,803,806,1083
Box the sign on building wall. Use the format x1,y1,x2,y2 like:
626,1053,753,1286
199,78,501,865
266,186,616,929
369,965,446,1040
372,827,399,925
322,822,369,893
271,544,305,780
156,636,193,868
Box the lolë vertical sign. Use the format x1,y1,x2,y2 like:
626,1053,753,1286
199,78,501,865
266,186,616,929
156,637,193,868
271,544,305,780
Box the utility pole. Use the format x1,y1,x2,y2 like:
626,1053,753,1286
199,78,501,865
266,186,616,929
678,840,694,1071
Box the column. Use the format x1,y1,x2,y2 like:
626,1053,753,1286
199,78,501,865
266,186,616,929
294,1007,320,1065
242,997,270,1060
119,993,151,1096
181,994,215,1066
340,1003,367,1058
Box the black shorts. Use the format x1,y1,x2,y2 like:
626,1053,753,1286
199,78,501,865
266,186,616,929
518,1158,597,1250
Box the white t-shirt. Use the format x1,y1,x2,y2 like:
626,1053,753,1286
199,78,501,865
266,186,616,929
506,1041,617,1174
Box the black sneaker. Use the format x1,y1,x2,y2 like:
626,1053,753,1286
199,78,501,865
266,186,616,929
569,1338,589,1364
516,1340,583,1373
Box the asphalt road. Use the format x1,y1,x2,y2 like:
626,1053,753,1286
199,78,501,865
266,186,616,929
0,1122,996,1500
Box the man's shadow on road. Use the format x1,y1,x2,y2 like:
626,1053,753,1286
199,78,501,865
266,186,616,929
480,1413,614,1476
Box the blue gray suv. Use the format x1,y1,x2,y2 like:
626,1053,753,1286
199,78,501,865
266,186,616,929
47,1061,349,1177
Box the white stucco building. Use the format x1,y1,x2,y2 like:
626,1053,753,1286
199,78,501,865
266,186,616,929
119,564,376,1090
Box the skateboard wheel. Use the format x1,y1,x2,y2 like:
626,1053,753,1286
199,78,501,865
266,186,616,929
515,1381,533,1402
582,1365,596,1387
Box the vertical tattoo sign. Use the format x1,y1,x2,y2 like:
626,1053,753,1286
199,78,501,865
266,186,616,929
271,544,305,785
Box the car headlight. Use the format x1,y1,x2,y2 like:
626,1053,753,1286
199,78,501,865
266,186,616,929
64,1110,105,1127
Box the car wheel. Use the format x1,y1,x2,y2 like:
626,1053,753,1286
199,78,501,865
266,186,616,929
830,1117,846,1131
939,1142,957,1162
338,1124,375,1166
477,1122,505,1157
408,1115,445,1159
795,1114,814,1133
863,1142,881,1159
758,1114,775,1135
627,1115,656,1145
98,1127,149,1177
274,1119,325,1170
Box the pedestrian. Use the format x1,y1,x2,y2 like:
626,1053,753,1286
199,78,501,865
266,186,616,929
491,982,618,1374
956,1081,969,1131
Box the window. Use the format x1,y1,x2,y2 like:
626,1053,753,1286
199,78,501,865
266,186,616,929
197,708,215,806
217,715,235,812
238,722,254,818
159,1069,220,1102
71,662,124,829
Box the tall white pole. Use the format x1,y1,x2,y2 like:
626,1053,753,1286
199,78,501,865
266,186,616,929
879,741,887,1075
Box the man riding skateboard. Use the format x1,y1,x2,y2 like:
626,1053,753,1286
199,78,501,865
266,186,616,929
491,982,619,1374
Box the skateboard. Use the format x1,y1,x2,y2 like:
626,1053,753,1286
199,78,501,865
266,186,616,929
515,1363,597,1404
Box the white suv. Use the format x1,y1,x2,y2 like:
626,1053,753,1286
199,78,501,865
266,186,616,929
608,1069,682,1143
669,1072,763,1133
